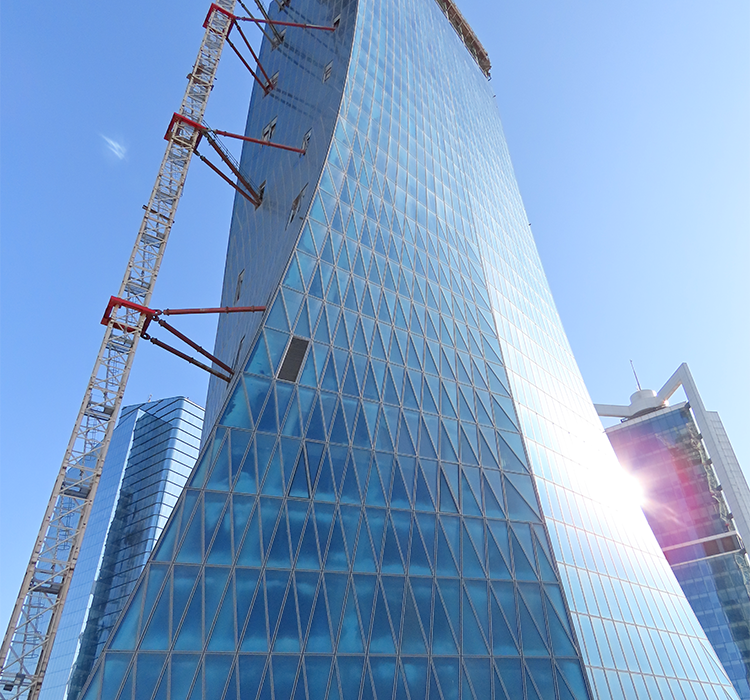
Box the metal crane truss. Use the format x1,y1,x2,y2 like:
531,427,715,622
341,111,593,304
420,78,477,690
0,2,236,698
101,296,266,383
0,4,338,698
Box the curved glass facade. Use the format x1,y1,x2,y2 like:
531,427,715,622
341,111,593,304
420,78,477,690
79,0,739,698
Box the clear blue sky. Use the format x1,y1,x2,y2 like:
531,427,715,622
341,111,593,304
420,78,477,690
1,1,748,630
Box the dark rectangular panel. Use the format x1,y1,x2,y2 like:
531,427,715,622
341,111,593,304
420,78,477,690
278,337,309,382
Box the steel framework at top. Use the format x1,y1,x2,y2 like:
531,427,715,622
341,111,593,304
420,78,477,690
0,2,236,698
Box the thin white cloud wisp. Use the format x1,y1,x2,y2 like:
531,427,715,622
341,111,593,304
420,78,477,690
100,135,127,160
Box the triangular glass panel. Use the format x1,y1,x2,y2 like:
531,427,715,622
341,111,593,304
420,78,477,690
381,517,405,574
297,507,321,570
207,586,236,652
506,472,541,516
324,514,348,571
337,589,365,652
305,588,332,653
461,589,488,655
268,506,291,567
497,433,529,474
462,526,485,578
518,594,548,655
273,588,301,652
510,527,538,581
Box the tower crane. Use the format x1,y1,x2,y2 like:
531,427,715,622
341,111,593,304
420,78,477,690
0,2,337,695
0,3,236,698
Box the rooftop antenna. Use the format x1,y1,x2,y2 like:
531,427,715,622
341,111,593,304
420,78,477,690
630,360,642,391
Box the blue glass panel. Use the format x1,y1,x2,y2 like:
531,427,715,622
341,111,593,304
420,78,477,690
257,669,272,700
207,587,236,652
274,588,300,652
338,592,364,652
236,567,260,632
495,659,523,699
204,494,228,559
134,652,165,700
381,576,405,641
237,505,261,567
338,656,365,700
230,430,252,483
297,514,321,570
100,654,131,700
519,594,548,655
465,659,491,700
400,588,426,654
138,564,168,631
174,574,203,651
238,656,266,700
272,655,300,700
305,655,333,695
462,589,489,655
221,382,252,430
207,506,233,565
140,579,170,651
307,590,333,652
224,666,239,700
205,567,231,632
204,655,233,700
109,576,145,651
558,660,590,700
170,655,200,700
245,337,273,378
265,569,291,636
488,537,512,580
435,658,460,700
325,573,348,637
241,593,268,652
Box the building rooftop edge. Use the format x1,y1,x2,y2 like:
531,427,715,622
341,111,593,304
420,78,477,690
433,0,491,78
602,401,689,433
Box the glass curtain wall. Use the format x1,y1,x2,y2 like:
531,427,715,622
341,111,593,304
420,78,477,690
78,0,739,698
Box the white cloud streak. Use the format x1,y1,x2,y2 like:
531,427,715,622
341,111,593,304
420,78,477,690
100,135,127,160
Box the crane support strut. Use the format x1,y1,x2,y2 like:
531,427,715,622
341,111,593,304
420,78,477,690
101,296,265,383
166,112,308,206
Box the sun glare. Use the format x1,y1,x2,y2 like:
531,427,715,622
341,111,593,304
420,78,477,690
596,464,646,510
620,471,645,506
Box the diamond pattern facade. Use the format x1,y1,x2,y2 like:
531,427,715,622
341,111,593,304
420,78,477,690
78,0,741,697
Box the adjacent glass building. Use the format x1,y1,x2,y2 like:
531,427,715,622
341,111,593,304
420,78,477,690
78,0,740,698
596,367,750,698
40,397,204,700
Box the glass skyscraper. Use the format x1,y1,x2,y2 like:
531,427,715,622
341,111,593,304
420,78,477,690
77,0,740,698
40,397,204,700
597,367,750,699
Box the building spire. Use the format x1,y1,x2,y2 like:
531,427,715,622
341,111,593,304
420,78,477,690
630,359,642,391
